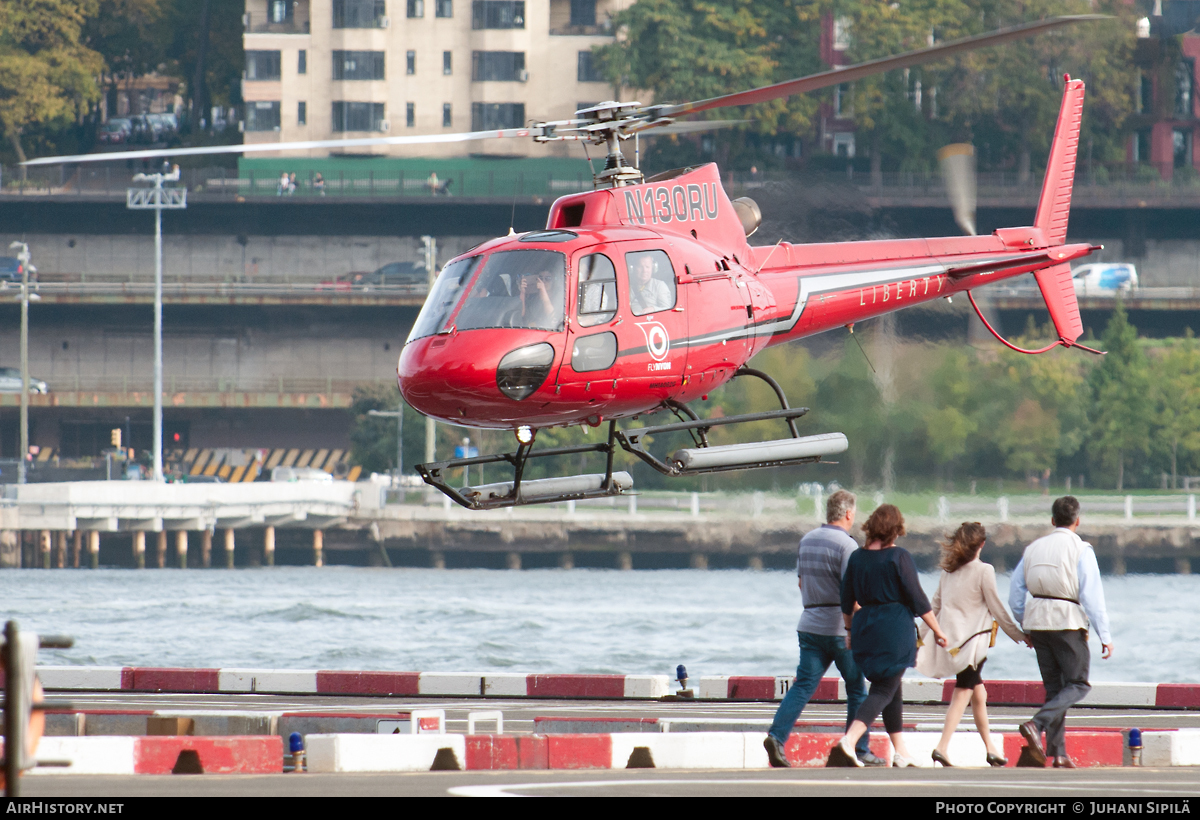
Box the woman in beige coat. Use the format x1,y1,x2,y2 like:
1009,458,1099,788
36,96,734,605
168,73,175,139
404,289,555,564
917,522,1030,767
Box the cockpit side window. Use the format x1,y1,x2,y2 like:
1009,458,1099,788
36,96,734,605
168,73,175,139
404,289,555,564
454,249,566,332
576,253,617,327
406,255,481,342
626,250,676,316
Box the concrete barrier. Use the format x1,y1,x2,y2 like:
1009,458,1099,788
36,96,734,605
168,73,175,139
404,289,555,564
218,669,317,693
29,737,137,775
419,672,483,696
1081,682,1158,708
1142,729,1200,766
610,732,749,769
32,665,1200,710
482,672,527,696
29,736,282,775
37,666,125,690
306,733,466,772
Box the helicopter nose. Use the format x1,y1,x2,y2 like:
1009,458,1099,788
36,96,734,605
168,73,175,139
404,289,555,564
397,335,559,423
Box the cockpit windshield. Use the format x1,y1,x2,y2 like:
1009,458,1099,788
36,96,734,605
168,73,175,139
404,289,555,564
407,256,481,342
453,250,566,332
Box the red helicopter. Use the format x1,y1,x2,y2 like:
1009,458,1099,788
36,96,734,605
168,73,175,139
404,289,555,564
27,16,1104,509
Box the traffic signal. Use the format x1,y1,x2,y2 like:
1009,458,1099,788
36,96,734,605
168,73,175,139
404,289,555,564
111,428,121,448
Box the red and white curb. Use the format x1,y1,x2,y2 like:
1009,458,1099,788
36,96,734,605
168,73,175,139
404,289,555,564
35,666,1200,708
25,729,1200,773
304,729,1200,772
29,736,282,775
36,667,670,699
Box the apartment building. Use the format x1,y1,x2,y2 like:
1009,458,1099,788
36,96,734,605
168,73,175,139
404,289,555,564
241,0,631,158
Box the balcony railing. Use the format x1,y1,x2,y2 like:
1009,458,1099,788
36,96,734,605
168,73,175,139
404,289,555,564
244,14,311,33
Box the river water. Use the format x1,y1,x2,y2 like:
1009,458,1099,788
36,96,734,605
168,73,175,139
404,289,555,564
1,568,1194,683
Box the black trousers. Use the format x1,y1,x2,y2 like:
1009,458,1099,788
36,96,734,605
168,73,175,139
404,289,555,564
1030,629,1091,757
853,674,904,734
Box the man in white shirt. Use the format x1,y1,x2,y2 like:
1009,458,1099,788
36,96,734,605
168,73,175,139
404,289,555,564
1009,495,1113,768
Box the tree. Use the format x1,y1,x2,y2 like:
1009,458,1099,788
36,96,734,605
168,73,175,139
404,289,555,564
0,1,103,164
1152,333,1200,488
924,347,978,467
83,0,169,117
348,383,430,477
1088,301,1152,489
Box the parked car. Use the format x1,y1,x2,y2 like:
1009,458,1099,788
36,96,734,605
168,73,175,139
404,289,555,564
128,114,163,144
317,262,426,291
146,113,177,138
97,119,129,145
0,367,49,394
1072,263,1138,295
271,466,333,482
0,257,25,284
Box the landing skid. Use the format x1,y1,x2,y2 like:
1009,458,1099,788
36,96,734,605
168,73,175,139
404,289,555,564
417,421,630,511
416,368,847,509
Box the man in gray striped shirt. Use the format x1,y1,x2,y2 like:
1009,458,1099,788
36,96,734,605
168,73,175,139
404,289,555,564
764,489,883,767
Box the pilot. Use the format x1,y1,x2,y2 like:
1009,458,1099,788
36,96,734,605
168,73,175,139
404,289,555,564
519,266,561,328
630,254,672,314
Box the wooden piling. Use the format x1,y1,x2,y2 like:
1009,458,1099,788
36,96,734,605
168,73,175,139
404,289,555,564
72,530,81,568
506,551,521,570
87,531,99,569
155,531,167,569
201,530,212,568
263,526,275,567
40,530,51,569
224,529,235,569
55,531,67,568
313,529,324,567
133,531,146,569
176,531,188,569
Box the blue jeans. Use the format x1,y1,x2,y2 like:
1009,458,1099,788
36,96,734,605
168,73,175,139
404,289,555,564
768,631,869,756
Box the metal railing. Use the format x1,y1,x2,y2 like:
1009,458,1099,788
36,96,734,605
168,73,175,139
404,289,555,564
30,375,392,395
7,161,1200,203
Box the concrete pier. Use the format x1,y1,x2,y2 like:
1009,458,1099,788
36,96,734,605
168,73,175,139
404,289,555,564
87,531,99,569
72,530,81,568
263,526,275,567
176,531,187,569
747,555,763,571
201,530,212,568
690,553,708,570
133,531,145,569
155,531,167,569
40,530,51,569
430,550,445,569
313,529,323,567
224,529,235,569
559,552,574,570
506,551,521,570
617,551,632,571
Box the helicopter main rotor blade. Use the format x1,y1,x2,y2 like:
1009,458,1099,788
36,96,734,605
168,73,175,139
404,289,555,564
20,126,550,167
634,119,749,136
651,15,1107,119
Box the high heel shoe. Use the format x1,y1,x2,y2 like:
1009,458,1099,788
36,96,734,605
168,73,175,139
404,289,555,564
931,749,953,767
986,752,1009,767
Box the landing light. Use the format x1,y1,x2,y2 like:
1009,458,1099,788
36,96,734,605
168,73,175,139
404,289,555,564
516,425,535,445
496,343,555,401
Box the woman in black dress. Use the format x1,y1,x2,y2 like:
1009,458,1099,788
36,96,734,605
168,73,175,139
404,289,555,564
827,504,948,767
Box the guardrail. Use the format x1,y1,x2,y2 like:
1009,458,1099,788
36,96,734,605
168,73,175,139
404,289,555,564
402,488,1200,522
11,280,429,298
22,375,393,395
6,163,1200,204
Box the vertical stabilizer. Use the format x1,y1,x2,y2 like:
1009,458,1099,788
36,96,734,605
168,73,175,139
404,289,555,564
1033,77,1086,343
1034,76,1085,245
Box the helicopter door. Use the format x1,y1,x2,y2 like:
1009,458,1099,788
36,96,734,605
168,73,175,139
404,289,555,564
620,248,688,402
555,250,621,414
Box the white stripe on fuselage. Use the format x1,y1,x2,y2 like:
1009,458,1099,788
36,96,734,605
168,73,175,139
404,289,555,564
686,261,949,347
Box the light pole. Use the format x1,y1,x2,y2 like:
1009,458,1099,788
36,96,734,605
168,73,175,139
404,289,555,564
8,242,38,484
367,406,404,482
127,168,186,481
420,235,437,464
